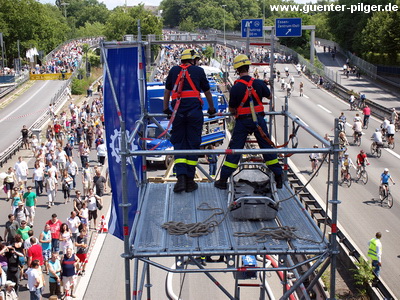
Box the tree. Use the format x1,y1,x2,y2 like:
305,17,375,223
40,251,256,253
179,16,196,32
104,5,162,41
360,4,400,64
327,0,392,53
75,21,105,38
0,0,69,67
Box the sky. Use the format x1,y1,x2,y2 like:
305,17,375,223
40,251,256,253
39,0,317,10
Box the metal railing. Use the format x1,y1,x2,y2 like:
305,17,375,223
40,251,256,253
347,51,377,80
0,71,30,99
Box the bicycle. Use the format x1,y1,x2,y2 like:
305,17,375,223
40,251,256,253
379,184,394,208
340,168,352,187
370,142,382,158
353,132,362,146
356,164,368,185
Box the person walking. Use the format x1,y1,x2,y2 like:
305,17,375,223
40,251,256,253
14,157,29,192
163,48,216,193
86,188,102,230
46,214,62,253
4,167,17,202
39,225,52,275
368,232,382,277
26,259,44,300
21,125,30,150
48,252,62,299
32,161,44,196
214,54,283,190
44,171,57,208
23,187,36,227
93,169,106,197
66,156,79,190
61,248,79,298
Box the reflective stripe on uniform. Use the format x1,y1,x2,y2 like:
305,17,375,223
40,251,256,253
186,159,198,166
174,158,198,166
265,159,279,166
223,161,238,169
174,158,187,164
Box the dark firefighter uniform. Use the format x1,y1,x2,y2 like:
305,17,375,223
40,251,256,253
164,49,215,193
215,54,282,189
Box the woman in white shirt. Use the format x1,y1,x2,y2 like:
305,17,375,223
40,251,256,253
33,161,44,196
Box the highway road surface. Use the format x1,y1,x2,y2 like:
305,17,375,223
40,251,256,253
0,80,66,154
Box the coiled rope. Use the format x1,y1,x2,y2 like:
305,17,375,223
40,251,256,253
162,203,228,237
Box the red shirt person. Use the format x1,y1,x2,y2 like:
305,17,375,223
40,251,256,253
46,214,62,252
27,237,44,266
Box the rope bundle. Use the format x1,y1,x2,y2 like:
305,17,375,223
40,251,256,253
234,226,298,243
162,203,227,237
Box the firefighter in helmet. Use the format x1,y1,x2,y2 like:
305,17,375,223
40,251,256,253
214,54,283,189
163,49,216,193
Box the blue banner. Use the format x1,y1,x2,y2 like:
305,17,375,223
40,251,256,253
103,46,144,240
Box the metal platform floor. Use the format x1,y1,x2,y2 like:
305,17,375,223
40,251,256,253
130,182,328,257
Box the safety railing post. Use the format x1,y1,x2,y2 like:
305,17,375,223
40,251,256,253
328,118,340,300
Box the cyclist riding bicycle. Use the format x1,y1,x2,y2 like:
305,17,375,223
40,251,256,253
352,119,363,141
360,93,366,106
290,75,295,89
338,112,347,132
309,144,320,173
356,149,370,172
372,128,384,149
299,81,304,97
353,113,361,122
362,105,371,128
286,82,292,97
380,168,395,196
296,64,301,75
391,108,398,123
349,94,355,110
340,153,354,179
280,78,286,90
386,121,395,144
381,117,390,136
284,67,289,77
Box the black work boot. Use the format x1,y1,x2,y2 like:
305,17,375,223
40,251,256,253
185,177,198,193
214,178,228,190
173,175,187,193
275,173,283,189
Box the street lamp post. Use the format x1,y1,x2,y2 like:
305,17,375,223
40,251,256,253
222,5,227,46
263,0,266,42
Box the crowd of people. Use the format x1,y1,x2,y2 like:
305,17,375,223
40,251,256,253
1,84,107,299
30,38,100,76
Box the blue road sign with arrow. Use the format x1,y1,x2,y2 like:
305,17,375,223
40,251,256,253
241,19,264,38
275,18,302,37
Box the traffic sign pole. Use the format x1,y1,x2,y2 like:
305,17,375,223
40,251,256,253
246,25,250,56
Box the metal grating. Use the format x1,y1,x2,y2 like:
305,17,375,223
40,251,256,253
131,182,328,257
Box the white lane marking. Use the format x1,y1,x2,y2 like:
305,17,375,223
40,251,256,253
346,122,352,128
385,148,400,160
295,115,309,127
317,104,332,114
303,94,309,99
0,81,49,123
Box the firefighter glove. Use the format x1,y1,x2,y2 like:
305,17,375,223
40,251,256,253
207,107,217,117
